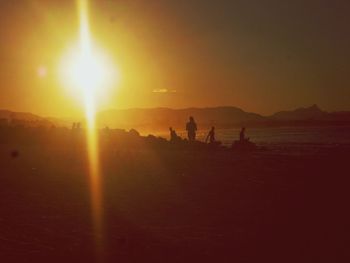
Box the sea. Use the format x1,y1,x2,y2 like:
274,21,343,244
153,126,350,152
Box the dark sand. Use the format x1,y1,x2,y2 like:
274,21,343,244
0,130,349,262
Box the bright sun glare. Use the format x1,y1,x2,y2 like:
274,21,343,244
59,0,117,256
59,1,118,110
62,45,117,101
67,51,107,94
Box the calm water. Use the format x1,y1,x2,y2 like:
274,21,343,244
153,126,350,147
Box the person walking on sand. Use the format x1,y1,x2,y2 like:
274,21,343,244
186,116,197,142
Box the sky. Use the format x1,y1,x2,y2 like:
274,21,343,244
0,0,349,117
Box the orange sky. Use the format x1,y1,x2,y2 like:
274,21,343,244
0,0,350,118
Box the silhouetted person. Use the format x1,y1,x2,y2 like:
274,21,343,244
186,116,197,142
169,127,180,142
72,122,76,130
205,126,216,144
239,127,249,142
232,127,255,150
205,126,222,147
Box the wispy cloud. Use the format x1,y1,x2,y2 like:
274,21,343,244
152,89,177,93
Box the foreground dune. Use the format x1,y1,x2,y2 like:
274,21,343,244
0,129,349,262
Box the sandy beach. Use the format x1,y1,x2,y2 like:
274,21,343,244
1,129,348,262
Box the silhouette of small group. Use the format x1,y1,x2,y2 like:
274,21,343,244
149,115,255,150
72,122,81,130
186,116,197,142
169,117,224,147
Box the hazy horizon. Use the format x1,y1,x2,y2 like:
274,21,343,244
0,102,342,120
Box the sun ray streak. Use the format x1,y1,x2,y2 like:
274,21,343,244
76,0,104,258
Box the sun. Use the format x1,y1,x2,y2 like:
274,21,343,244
59,43,118,108
59,1,118,109
67,50,109,94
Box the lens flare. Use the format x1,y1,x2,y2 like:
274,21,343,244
59,0,118,257
76,0,104,257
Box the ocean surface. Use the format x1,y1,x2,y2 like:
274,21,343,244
153,126,350,149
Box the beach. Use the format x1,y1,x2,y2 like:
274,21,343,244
0,128,349,262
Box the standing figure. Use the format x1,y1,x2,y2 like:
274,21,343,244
186,116,197,142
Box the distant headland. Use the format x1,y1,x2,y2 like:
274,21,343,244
1,104,350,131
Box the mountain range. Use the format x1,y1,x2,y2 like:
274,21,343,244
1,105,350,131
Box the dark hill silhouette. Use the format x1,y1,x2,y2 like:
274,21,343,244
267,105,350,126
1,105,350,130
0,109,56,127
97,107,265,130
0,110,77,127
269,104,327,121
98,105,350,131
0,109,44,121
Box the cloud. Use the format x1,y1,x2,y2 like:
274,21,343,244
152,89,177,93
